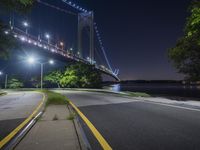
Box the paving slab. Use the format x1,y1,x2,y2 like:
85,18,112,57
15,105,80,150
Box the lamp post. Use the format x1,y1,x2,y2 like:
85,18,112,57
45,33,50,44
28,57,54,89
23,21,29,34
5,74,8,89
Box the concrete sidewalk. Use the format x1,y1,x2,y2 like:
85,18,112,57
15,105,81,150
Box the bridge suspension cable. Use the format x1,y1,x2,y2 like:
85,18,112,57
94,23,113,72
36,0,77,16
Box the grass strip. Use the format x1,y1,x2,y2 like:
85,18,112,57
41,90,69,106
125,91,151,97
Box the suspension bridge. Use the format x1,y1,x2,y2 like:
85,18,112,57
3,0,120,81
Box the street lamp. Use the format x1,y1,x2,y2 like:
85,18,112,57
23,21,29,34
28,57,35,64
45,33,50,44
27,57,54,89
49,60,54,65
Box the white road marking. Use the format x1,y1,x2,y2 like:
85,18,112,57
143,100,200,112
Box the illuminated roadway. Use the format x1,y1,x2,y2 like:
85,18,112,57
61,90,200,150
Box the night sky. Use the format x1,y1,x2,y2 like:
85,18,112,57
0,0,192,80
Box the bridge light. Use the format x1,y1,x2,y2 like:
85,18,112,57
23,21,29,34
23,21,29,27
28,40,31,43
20,36,26,41
4,31,9,35
60,42,64,46
45,33,50,39
45,33,50,44
51,48,55,52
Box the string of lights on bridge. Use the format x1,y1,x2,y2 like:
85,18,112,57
4,0,119,77
4,21,119,79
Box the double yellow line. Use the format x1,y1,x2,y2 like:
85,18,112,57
0,92,45,149
69,101,112,150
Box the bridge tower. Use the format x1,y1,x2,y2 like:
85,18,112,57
78,11,94,64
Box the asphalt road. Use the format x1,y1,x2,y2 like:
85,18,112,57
0,91,43,141
62,90,200,150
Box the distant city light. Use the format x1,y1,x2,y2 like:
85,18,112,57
70,48,73,51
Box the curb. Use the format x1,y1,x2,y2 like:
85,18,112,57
68,100,112,150
68,105,92,150
3,112,43,150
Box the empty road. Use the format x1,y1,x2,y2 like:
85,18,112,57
0,91,43,141
61,90,200,150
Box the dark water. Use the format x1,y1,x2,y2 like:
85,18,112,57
106,83,200,100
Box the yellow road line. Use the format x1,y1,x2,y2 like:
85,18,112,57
69,101,112,150
0,92,45,149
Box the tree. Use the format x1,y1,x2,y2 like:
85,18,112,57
169,1,200,81
8,78,24,89
44,71,62,88
60,63,102,88
30,77,41,88
0,0,35,59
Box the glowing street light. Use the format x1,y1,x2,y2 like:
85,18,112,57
0,71,2,75
45,33,50,44
49,60,54,65
23,21,29,34
27,56,54,89
4,31,9,35
28,57,35,64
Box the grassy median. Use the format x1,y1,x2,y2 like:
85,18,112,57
125,91,151,97
41,90,69,106
0,91,7,96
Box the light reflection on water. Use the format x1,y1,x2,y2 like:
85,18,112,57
107,84,121,92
